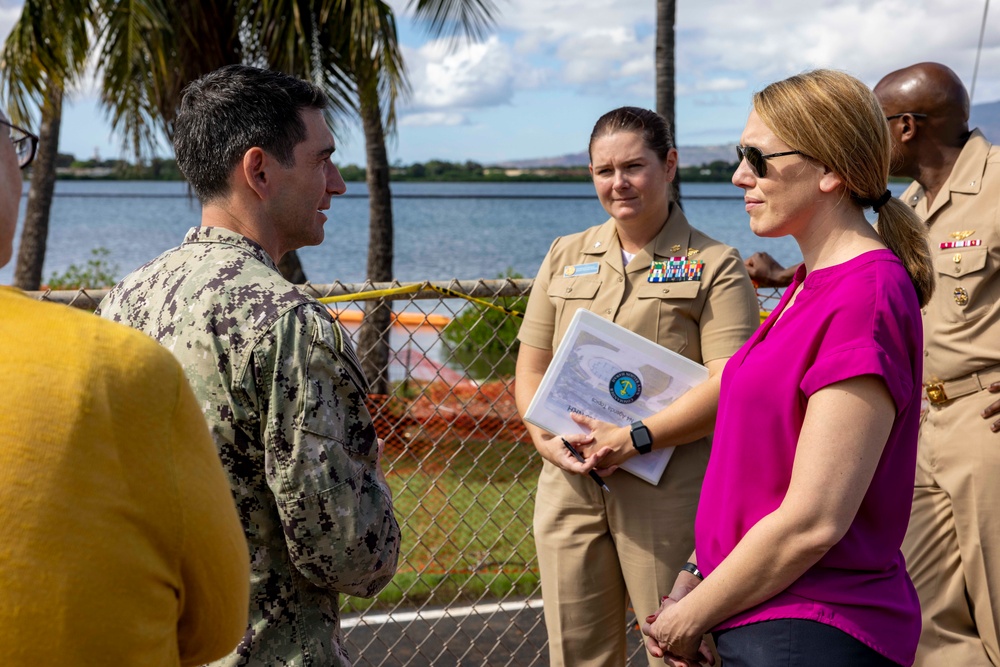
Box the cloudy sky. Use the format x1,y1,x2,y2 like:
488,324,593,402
1,0,997,166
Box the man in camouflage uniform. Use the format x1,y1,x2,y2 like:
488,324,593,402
99,64,400,667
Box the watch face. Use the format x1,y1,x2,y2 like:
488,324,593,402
631,423,652,453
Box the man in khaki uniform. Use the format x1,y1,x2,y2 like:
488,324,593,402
874,62,1000,666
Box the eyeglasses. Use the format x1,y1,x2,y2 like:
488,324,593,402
0,118,39,169
736,145,805,178
885,112,928,121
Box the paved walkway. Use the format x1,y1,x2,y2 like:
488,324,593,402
342,599,648,666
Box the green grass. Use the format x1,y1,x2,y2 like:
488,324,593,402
342,439,541,613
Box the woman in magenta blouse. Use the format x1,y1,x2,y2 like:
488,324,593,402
641,70,935,666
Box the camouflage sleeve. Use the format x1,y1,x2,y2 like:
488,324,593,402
259,306,400,598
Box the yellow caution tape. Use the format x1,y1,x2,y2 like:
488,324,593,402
317,282,524,319
319,284,772,323
318,283,425,303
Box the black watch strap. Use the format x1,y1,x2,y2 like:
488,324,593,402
630,420,653,455
681,562,704,580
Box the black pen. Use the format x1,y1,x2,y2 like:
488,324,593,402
561,437,611,493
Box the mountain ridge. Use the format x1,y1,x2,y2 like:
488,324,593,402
500,99,1000,169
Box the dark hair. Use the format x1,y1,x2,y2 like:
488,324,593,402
754,70,934,307
173,64,328,203
588,106,674,162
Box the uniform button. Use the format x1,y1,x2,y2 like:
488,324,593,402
566,287,573,293
617,276,624,283
662,288,670,294
954,266,961,274
605,308,612,314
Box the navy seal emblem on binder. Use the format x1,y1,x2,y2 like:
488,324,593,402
610,371,642,404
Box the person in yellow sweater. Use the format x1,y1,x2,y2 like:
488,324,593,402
0,110,250,664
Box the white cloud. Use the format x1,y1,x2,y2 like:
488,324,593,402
676,0,995,96
683,78,747,95
359,1,1000,140
403,36,516,109
400,111,467,127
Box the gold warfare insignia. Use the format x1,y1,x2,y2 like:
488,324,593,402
954,287,969,306
670,244,681,253
687,248,701,257
949,230,975,240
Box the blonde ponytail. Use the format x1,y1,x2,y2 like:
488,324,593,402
875,197,935,307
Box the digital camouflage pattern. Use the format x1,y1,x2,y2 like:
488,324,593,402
98,227,400,667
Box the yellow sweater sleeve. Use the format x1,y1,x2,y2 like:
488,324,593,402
170,363,250,666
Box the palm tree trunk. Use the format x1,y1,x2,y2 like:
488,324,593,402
14,82,62,290
356,90,393,396
655,0,681,206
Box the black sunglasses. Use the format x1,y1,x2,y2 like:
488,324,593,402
0,118,39,169
885,112,928,121
736,145,805,178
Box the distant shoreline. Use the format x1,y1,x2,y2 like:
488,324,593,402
47,167,742,184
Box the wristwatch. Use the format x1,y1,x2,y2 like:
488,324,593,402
630,420,653,455
681,562,704,580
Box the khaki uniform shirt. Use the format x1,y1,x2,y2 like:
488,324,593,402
519,205,759,364
99,227,400,667
902,129,1000,382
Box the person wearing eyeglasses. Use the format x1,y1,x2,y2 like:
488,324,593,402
642,69,933,667
0,106,251,665
741,62,1000,666
875,62,1000,667
515,107,759,667
0,117,37,172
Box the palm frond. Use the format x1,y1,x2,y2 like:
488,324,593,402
93,0,174,157
0,0,94,126
405,0,499,44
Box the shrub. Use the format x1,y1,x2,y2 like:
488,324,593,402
47,247,120,289
441,270,526,379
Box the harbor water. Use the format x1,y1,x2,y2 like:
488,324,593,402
2,180,860,287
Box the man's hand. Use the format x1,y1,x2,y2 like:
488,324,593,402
744,252,797,288
982,382,1000,433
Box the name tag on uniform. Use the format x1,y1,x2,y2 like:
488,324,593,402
648,257,704,283
563,262,599,277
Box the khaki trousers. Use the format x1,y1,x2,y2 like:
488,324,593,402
904,388,1000,666
534,439,709,667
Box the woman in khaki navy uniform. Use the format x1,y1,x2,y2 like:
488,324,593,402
515,107,759,667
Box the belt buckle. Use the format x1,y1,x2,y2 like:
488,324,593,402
925,382,948,405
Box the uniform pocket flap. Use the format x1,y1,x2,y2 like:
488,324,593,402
547,277,602,300
636,280,701,300
935,246,987,277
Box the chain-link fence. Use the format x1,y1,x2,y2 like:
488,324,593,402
30,280,779,666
